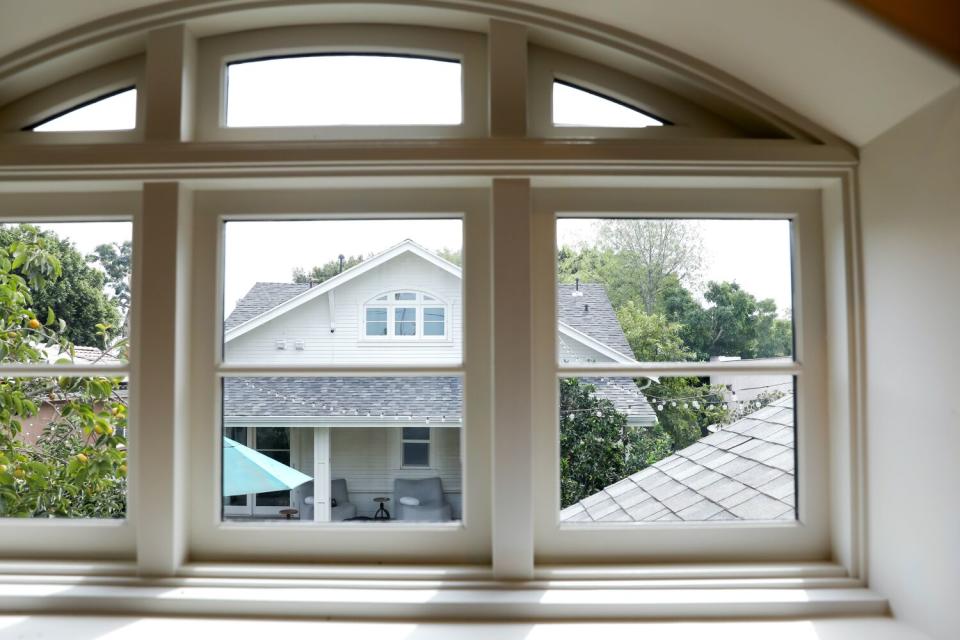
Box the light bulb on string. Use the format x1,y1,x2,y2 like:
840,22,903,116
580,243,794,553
657,404,664,412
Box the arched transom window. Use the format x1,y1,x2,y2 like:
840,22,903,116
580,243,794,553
364,290,448,339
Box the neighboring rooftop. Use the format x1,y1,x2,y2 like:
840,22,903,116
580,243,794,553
557,283,633,359
225,282,310,331
561,394,796,523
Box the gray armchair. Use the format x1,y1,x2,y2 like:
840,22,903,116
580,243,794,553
331,478,357,521
393,477,452,522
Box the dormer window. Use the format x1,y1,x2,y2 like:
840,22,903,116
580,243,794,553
364,291,448,339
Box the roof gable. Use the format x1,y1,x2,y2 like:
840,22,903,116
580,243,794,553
224,239,460,341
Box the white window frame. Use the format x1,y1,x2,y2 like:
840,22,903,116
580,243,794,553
186,187,491,563
0,12,870,617
0,56,145,145
0,192,139,559
195,25,488,141
531,187,830,564
361,290,450,341
400,426,433,469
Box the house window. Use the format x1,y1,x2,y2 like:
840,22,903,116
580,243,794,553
553,80,664,128
225,55,462,127
401,427,431,467
363,291,448,340
28,87,137,131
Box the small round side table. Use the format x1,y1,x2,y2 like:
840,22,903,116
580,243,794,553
373,497,391,520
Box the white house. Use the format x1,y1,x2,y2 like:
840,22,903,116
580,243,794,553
223,239,654,521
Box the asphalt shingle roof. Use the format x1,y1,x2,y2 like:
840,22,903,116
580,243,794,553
579,377,657,426
557,283,633,359
560,394,796,523
225,282,310,331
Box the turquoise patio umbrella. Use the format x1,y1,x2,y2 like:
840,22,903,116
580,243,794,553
222,437,312,496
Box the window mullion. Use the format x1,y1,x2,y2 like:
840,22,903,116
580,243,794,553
491,178,534,579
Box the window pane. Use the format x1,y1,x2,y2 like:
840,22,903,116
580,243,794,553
402,427,430,440
0,222,132,366
226,55,462,127
553,81,662,128
31,88,137,132
0,376,128,519
403,442,430,466
557,218,793,365
559,376,796,524
395,307,416,336
222,377,462,524
223,219,462,365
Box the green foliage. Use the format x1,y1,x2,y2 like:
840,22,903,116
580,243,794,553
616,301,692,362
659,279,792,360
292,254,364,284
435,247,462,266
560,378,673,508
87,240,132,318
645,378,731,449
0,233,126,518
0,225,121,348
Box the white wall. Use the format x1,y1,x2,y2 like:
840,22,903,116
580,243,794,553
860,86,960,640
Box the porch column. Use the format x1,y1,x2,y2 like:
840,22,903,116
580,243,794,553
313,427,331,521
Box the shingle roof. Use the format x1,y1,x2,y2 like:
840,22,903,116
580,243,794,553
224,375,656,425
225,282,310,331
557,283,633,359
223,377,463,420
560,394,796,523
579,377,657,426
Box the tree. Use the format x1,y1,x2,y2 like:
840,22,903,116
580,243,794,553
0,233,127,517
658,277,792,361
644,377,730,449
560,378,672,507
0,225,121,348
435,247,462,266
616,301,692,362
87,240,132,329
599,219,704,313
292,254,364,284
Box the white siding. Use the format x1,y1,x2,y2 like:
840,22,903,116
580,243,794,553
225,253,462,365
558,334,614,365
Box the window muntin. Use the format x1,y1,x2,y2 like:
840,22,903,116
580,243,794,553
226,55,462,127
28,88,137,132
362,291,449,341
553,80,664,128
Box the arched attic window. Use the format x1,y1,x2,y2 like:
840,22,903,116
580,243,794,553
553,80,667,128
26,87,137,132
363,290,448,340
225,54,462,127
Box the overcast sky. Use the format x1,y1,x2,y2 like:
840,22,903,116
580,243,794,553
38,216,790,322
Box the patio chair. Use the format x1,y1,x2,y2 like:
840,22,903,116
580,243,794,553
393,477,452,522
331,478,357,521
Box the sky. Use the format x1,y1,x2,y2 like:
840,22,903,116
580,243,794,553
557,218,793,313
35,217,791,322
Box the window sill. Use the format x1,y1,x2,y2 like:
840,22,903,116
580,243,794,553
0,561,886,621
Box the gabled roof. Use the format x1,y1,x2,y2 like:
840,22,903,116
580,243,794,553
561,394,796,523
557,283,633,360
224,239,460,341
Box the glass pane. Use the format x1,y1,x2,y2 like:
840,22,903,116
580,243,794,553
557,218,793,364
424,307,444,322
256,427,289,450
31,88,137,132
402,427,430,440
226,55,462,127
222,377,462,524
403,442,430,467
394,292,417,301
223,219,462,365
553,81,662,128
0,222,133,366
395,308,416,336
0,376,128,518
559,375,795,524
